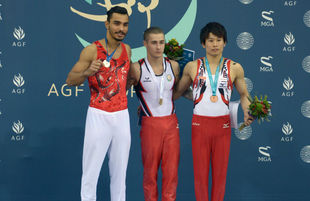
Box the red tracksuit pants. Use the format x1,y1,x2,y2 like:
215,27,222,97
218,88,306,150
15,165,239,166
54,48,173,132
140,114,180,201
192,114,231,201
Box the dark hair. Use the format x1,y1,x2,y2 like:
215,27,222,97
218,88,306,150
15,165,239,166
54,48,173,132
200,22,227,45
143,27,164,41
107,6,129,22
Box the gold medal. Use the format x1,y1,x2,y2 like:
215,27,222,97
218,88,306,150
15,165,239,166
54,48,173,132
159,98,163,105
210,95,218,103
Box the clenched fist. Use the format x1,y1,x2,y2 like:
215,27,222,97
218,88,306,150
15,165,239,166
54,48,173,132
83,59,104,77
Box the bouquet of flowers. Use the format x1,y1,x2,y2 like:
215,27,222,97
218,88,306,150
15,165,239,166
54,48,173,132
239,94,272,131
164,38,185,61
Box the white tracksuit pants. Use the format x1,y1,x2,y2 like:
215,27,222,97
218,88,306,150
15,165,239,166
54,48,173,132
81,107,131,201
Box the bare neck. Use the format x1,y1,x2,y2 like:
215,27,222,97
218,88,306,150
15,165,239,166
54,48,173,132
147,55,164,75
204,54,223,75
105,34,121,50
206,54,223,66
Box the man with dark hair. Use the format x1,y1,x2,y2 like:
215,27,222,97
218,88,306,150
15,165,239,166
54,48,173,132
127,27,188,201
66,6,131,201
106,6,128,23
174,22,253,201
199,22,227,44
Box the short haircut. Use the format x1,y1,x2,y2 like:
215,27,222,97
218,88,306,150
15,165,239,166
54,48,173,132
200,22,227,45
107,6,129,22
143,27,164,41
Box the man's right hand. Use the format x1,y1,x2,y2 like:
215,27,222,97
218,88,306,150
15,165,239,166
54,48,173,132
84,59,104,77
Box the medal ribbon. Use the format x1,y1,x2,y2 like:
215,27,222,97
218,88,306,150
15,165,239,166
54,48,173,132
145,57,166,103
105,38,120,62
205,56,223,96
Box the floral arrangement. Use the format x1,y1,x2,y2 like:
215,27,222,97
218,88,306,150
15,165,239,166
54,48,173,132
164,38,185,61
239,94,272,131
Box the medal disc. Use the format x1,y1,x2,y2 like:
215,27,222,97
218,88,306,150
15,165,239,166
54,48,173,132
159,98,163,105
103,60,110,67
210,95,218,103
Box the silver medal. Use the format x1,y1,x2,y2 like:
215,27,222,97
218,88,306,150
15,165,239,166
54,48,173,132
103,60,110,68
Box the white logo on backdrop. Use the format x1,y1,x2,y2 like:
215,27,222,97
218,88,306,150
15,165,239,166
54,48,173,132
283,32,295,52
258,146,272,162
284,32,295,45
301,101,310,118
13,26,25,40
259,146,271,157
302,56,310,73
284,1,297,6
261,56,273,67
283,77,294,90
300,145,310,163
234,123,252,140
260,56,273,72
262,11,274,21
303,10,310,27
261,11,274,26
13,73,25,87
282,122,293,135
12,120,24,134
239,0,253,4
281,122,293,142
244,77,253,93
236,32,254,50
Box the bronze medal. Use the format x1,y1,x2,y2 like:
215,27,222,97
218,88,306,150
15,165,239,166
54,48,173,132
210,95,218,103
159,98,163,105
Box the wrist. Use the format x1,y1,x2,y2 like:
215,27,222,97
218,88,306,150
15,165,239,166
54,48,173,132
82,69,88,77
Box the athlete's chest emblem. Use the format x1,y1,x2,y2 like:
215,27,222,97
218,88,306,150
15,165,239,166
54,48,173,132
167,74,172,82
